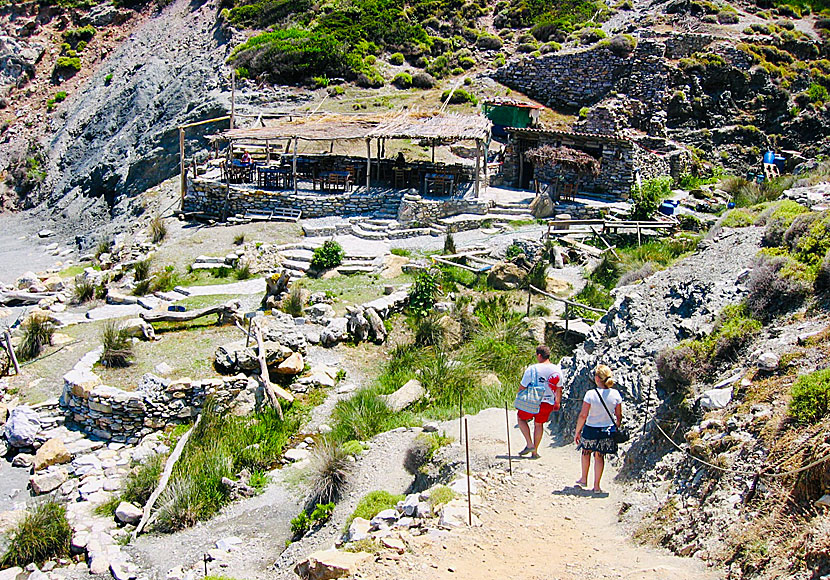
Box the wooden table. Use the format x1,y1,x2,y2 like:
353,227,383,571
257,166,291,190
424,173,455,196
314,171,352,192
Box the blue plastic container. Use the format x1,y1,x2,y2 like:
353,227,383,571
727,201,736,209
763,151,775,164
658,201,676,216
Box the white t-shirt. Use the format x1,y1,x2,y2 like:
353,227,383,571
521,362,564,404
583,388,623,428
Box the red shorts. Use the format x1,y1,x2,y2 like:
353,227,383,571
518,402,554,424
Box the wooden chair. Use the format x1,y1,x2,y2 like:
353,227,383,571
561,182,577,202
763,163,780,181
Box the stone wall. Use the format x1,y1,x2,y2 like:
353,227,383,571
60,349,254,444
397,194,491,225
662,32,717,59
185,178,405,219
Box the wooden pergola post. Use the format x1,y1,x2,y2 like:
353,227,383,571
366,138,372,189
483,139,489,193
431,140,436,163
376,138,381,181
474,138,481,198
265,139,270,164
178,127,186,209
230,69,236,130
292,137,298,194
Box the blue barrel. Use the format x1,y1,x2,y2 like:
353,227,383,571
763,151,775,164
727,201,736,209
658,201,675,216
774,154,786,172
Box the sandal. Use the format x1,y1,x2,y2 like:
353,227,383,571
530,452,541,460
518,446,534,456
575,479,587,487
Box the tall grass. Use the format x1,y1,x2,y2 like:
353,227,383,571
0,499,71,567
17,314,54,361
153,400,301,532
149,215,167,244
73,275,95,303
100,320,133,368
134,257,152,281
282,284,305,317
306,438,352,505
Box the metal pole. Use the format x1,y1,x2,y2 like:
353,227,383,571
504,403,512,476
4,330,19,375
464,417,472,526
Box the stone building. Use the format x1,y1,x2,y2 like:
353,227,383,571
502,127,688,198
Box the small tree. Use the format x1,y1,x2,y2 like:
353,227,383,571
310,240,345,271
409,270,440,315
630,176,672,220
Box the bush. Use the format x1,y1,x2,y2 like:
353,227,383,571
789,369,830,424
63,25,95,46
428,485,455,508
306,439,352,505
746,255,809,320
476,34,502,50
100,320,133,368
412,312,446,347
330,389,394,442
782,212,821,251
441,88,477,105
815,249,830,291
282,284,305,317
54,57,81,74
122,453,166,506
235,262,252,280
411,72,436,88
134,257,152,282
347,491,405,525
73,275,95,303
604,34,637,56
720,208,756,228
0,499,71,567
233,233,245,245
580,27,606,44
17,313,54,361
443,232,456,255
389,52,405,65
310,240,344,270
403,432,451,475
717,10,740,23
409,270,440,314
630,176,672,220
149,215,167,244
656,345,698,388
392,72,412,88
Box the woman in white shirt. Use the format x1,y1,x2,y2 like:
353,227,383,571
574,365,623,493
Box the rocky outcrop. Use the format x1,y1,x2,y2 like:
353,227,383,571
0,35,44,91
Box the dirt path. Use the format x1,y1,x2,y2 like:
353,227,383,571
358,408,721,580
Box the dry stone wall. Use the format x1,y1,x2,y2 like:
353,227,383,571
60,349,254,443
397,193,491,224
185,178,404,218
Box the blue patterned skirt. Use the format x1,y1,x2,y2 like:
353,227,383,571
578,424,618,455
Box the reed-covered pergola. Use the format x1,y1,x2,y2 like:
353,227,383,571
524,145,601,198
210,111,492,196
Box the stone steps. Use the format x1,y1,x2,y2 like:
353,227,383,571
282,259,310,273
337,264,376,275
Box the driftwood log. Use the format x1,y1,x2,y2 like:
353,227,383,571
133,412,203,539
253,320,294,419
140,304,230,323
0,291,55,306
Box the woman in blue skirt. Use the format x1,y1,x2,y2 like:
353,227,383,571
574,365,623,493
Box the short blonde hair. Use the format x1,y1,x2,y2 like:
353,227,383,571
595,364,615,388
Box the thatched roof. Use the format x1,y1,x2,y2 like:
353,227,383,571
524,145,601,176
216,112,490,143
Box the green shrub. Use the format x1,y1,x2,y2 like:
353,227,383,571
443,232,456,255
746,254,810,320
578,106,589,119
55,57,81,73
630,176,672,220
411,71,436,88
133,257,152,281
477,34,502,50
63,25,95,46
310,240,344,270
122,453,166,506
580,27,606,44
403,432,452,475
330,388,395,442
149,215,167,244
720,208,756,227
307,439,352,505
341,440,366,455
441,88,477,105
17,313,54,361
409,270,440,314
808,82,829,104
390,248,411,257
347,491,405,525
392,72,412,88
233,233,245,246
235,262,252,280
0,499,71,567
411,312,446,347
428,485,455,507
73,275,95,303
100,320,133,368
789,369,830,424
389,52,405,65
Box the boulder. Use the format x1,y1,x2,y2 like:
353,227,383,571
284,448,311,462
346,308,370,343
42,277,64,292
380,379,425,412
530,193,556,218
479,373,502,389
0,568,23,580
15,272,38,290
320,318,348,347
12,453,33,468
437,315,463,349
757,352,779,371
30,467,68,494
276,352,304,375
114,501,142,525
346,517,371,542
294,550,373,580
700,386,733,410
305,303,335,324
106,291,138,305
4,406,41,448
120,318,155,341
439,502,481,528
33,438,71,472
63,367,102,398
364,307,386,344
487,262,526,290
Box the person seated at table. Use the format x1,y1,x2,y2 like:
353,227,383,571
241,150,252,165
395,151,406,167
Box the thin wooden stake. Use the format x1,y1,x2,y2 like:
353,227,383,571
245,317,253,348
459,391,463,444
525,285,531,316
464,417,472,526
134,412,204,539
4,330,19,375
504,403,512,476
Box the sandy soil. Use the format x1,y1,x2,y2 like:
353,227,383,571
356,408,722,580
